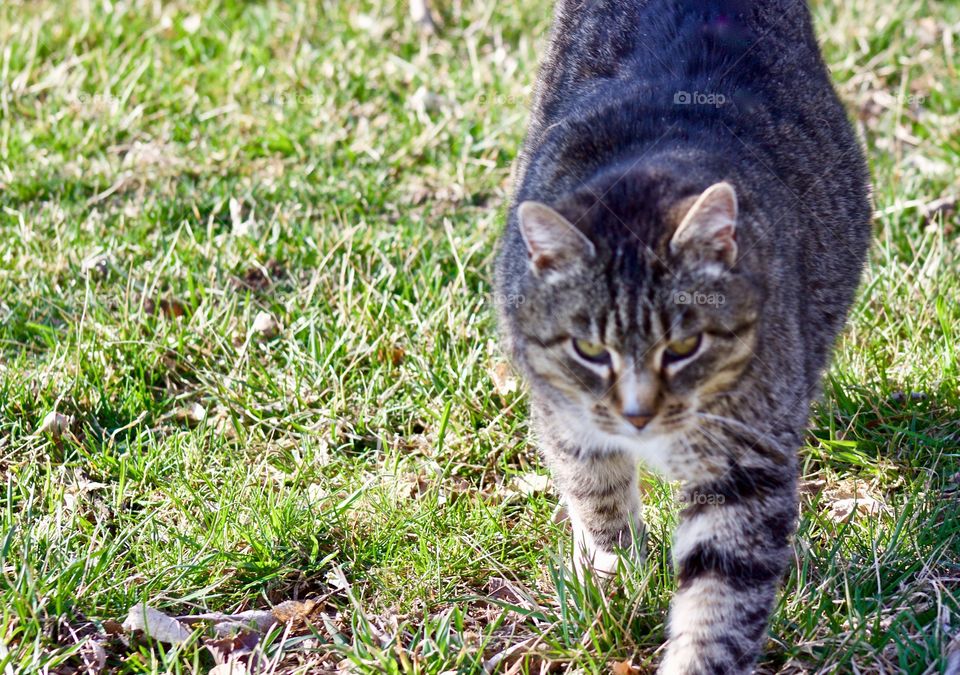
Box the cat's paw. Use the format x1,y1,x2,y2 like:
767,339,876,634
573,547,621,579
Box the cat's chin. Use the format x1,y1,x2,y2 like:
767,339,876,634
610,430,683,477
556,415,686,478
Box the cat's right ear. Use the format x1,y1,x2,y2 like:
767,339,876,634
518,201,595,277
669,182,738,268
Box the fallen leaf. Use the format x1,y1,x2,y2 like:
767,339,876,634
209,660,249,675
799,478,826,495
159,298,187,319
81,252,110,277
392,473,431,501
827,496,888,522
172,402,207,427
611,660,641,675
38,411,72,439
485,577,525,605
409,0,437,33
122,605,192,644
79,639,107,673
51,611,107,674
182,13,202,34
230,198,257,237
142,296,187,319
946,632,960,675
231,261,284,292
490,361,519,398
378,344,405,366
483,635,547,674
272,599,319,625
205,628,263,665
222,610,277,634
823,479,891,522
177,609,277,634
251,311,280,339
510,472,550,496
102,619,125,636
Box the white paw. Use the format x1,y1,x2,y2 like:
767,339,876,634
574,546,620,579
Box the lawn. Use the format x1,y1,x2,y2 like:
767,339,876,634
0,0,958,672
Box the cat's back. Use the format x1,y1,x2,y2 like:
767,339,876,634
538,0,823,117
526,0,832,144
516,0,865,217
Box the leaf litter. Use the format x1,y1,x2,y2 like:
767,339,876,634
65,599,327,674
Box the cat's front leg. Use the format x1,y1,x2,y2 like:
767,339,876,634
660,469,797,675
543,441,643,577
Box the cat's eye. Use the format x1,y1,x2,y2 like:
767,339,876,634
572,339,611,364
664,334,702,361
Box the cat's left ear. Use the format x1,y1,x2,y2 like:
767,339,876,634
518,201,595,277
669,182,738,267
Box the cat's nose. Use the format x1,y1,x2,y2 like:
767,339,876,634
622,412,653,429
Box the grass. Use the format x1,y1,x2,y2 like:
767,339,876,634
0,0,958,672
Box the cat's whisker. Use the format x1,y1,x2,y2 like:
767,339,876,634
694,412,788,455
689,425,740,466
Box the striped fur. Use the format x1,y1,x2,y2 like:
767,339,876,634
495,0,870,671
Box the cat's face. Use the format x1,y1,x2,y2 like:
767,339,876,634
512,182,761,458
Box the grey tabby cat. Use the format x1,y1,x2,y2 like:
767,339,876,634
494,0,871,672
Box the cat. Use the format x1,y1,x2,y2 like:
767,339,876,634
494,0,871,672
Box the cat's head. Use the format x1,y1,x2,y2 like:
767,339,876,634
510,178,762,457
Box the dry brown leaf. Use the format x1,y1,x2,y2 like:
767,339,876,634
81,252,110,277
611,660,641,675
205,628,263,666
172,402,207,427
378,344,406,366
102,619,124,636
490,361,519,398
222,611,276,634
38,411,72,439
946,632,960,675
232,261,284,292
486,577,525,605
79,639,107,673
823,480,891,523
230,198,257,237
122,604,192,644
141,296,187,319
159,298,187,318
182,14,201,34
827,496,888,521
393,473,431,501
271,598,320,625
409,0,437,33
337,658,358,673
209,660,250,675
251,311,280,339
177,608,277,634
510,472,550,497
